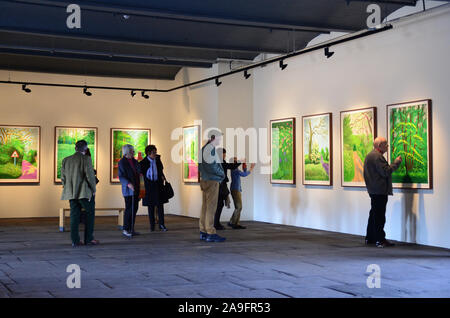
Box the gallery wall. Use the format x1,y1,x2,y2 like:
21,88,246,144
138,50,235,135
251,5,450,248
0,71,177,218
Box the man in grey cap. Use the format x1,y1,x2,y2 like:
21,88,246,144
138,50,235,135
363,136,402,248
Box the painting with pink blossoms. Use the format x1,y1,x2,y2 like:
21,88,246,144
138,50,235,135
0,125,40,183
183,125,200,183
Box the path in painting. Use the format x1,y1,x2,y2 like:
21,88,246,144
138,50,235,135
352,152,364,182
18,160,37,179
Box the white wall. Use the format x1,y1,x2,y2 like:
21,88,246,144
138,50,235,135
0,71,175,218
252,5,450,249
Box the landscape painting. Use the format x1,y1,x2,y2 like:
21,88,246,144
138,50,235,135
302,113,332,185
270,118,295,184
111,128,150,183
183,125,200,183
387,99,432,189
55,126,97,183
341,107,377,187
0,125,40,183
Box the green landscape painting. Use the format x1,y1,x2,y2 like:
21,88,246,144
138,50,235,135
111,128,150,182
183,125,200,183
55,127,97,182
341,107,376,187
388,100,432,189
0,125,40,183
271,118,295,184
303,113,332,185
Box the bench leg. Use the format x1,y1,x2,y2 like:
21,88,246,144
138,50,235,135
59,208,65,232
118,209,124,230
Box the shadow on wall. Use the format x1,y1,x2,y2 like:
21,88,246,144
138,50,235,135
397,189,430,244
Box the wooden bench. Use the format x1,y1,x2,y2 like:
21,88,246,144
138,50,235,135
59,208,125,232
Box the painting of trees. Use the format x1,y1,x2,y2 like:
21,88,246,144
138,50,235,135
340,107,377,187
0,125,40,183
302,113,332,185
388,100,432,189
54,127,97,183
111,128,150,182
271,118,295,184
183,125,200,183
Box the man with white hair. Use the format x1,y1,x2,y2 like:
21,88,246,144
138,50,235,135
363,137,402,248
118,144,141,237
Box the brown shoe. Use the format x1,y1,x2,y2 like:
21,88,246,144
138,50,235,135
86,239,100,246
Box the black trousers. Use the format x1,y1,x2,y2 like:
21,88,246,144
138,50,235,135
146,180,164,228
214,193,227,228
366,194,388,243
123,195,139,232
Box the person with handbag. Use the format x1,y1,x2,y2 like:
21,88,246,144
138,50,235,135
214,148,241,230
118,144,141,237
139,145,168,232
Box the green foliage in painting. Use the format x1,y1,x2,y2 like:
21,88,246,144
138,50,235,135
342,111,374,183
390,104,428,184
272,120,294,181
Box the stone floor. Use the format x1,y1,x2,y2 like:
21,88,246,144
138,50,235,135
0,215,449,298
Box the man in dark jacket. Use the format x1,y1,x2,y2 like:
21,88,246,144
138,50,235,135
118,144,140,237
139,145,168,232
363,137,402,248
214,148,241,230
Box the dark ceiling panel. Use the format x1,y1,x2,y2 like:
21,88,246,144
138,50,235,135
0,0,433,80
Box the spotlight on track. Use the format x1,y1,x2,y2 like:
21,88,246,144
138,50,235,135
244,70,251,79
22,84,31,93
141,90,149,99
324,46,335,58
279,60,287,70
131,90,136,97
83,87,92,96
215,78,222,87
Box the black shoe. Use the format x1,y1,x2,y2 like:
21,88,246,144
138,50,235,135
227,222,234,228
150,225,155,232
234,224,246,229
376,240,395,248
71,241,84,247
159,225,168,232
365,239,376,245
132,231,140,236
206,234,226,242
215,224,225,230
200,232,207,241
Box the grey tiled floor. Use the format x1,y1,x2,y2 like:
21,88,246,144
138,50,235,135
0,215,449,298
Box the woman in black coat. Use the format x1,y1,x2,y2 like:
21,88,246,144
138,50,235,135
139,145,168,232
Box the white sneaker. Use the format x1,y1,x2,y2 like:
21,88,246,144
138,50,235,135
122,230,132,237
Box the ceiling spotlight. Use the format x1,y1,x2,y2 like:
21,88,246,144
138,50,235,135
131,90,136,97
244,70,251,79
83,87,92,96
22,84,31,93
324,47,335,58
215,78,222,87
141,90,149,99
279,60,287,70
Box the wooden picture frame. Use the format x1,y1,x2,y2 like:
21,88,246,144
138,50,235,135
340,107,377,187
110,128,151,183
387,99,432,189
270,117,296,185
302,113,333,186
54,126,98,183
0,125,41,184
183,125,201,183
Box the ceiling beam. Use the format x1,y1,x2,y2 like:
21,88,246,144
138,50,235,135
5,0,358,33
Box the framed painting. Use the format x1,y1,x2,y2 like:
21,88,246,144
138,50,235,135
183,125,200,183
0,125,40,183
340,107,377,187
302,113,332,186
110,128,150,183
55,126,97,183
387,99,432,189
270,117,296,185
